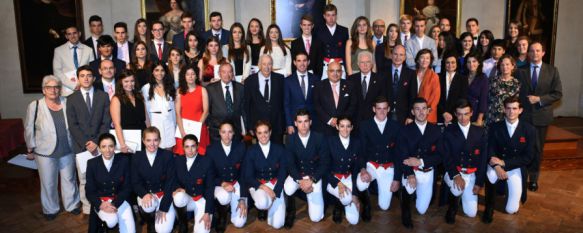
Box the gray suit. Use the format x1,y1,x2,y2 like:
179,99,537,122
405,35,438,69
66,89,112,154
206,81,246,143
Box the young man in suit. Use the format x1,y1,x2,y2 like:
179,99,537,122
399,15,413,45
466,18,480,46
150,21,171,64
66,65,111,215
437,54,468,125
89,35,126,80
315,4,349,79
244,55,285,144
83,15,103,59
285,52,320,135
385,45,416,124
372,19,386,46
172,12,194,51
290,15,323,77
482,39,506,78
398,97,442,229
313,62,358,136
349,51,386,124
441,99,487,224
201,12,230,46
53,26,95,96
483,96,535,223
207,63,246,144
517,41,563,192
283,109,329,228
405,15,438,69
113,22,134,65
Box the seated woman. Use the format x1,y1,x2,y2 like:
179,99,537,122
85,133,135,233
243,120,288,229
172,134,214,233
131,127,176,233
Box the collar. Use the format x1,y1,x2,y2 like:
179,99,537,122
297,71,308,77
68,42,80,48
298,131,310,140
117,41,128,47
221,141,232,147
361,72,371,79
102,154,114,166
302,35,312,41
81,87,94,96
339,134,350,144
212,29,222,35
506,119,519,129
221,81,232,89
100,55,113,60
259,72,271,80
373,35,384,41
146,150,157,157
392,64,402,71
458,122,470,133
374,116,387,125
327,24,337,31
531,62,543,68
186,154,197,161
101,78,115,86
154,39,165,45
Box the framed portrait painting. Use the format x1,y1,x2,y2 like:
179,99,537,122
141,0,208,42
14,0,84,93
271,0,330,40
400,0,462,36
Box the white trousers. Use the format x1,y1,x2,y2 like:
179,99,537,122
173,192,210,233
326,175,359,225
214,182,247,228
249,182,286,229
36,154,79,214
137,194,176,233
487,166,523,214
283,176,324,222
97,201,136,233
74,154,91,214
444,172,478,217
401,169,434,215
356,162,395,210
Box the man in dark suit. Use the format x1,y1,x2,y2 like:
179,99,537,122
112,22,134,65
88,35,126,81
437,54,468,125
385,45,416,124
290,15,323,77
201,12,230,46
244,55,285,144
285,52,320,134
315,4,349,79
93,60,117,100
516,41,563,192
66,65,111,215
171,12,194,51
207,63,246,144
313,61,357,135
150,20,172,64
349,51,386,123
83,15,103,59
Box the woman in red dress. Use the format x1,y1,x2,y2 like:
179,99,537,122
174,65,210,155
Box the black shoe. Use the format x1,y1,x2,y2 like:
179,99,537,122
359,192,372,222
284,196,296,229
445,194,459,224
332,202,343,224
44,213,58,221
175,207,188,233
400,191,413,229
69,207,81,215
482,208,494,224
257,210,267,221
215,204,228,233
528,182,539,192
445,208,456,224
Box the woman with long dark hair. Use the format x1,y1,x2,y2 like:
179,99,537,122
260,24,291,76
246,18,265,74
345,16,374,75
223,23,251,82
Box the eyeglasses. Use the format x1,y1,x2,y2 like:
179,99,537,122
44,86,61,90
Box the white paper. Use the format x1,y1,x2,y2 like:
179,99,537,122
109,129,142,152
8,154,38,170
75,151,94,174
175,119,202,139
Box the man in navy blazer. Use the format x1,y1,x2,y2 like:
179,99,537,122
200,12,230,46
348,51,386,123
171,12,194,51
150,21,172,64
285,52,320,134
88,35,126,81
315,4,349,78
290,15,324,77
385,45,416,124
112,22,134,65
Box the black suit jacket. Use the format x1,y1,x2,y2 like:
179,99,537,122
397,122,442,177
66,89,111,153
314,24,349,60
285,131,330,181
131,149,175,212
290,36,324,77
441,124,487,187
89,58,127,81
243,72,285,135
437,72,468,123
516,63,563,126
201,28,230,46
313,79,358,135
172,155,215,213
206,81,246,142
85,154,131,209
83,37,98,60
149,40,172,64
359,117,402,181
349,72,387,122
112,41,134,64
384,63,416,124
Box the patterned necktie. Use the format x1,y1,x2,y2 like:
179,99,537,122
404,35,408,43
532,65,539,90
393,69,399,98
264,79,270,102
300,75,307,99
73,45,79,69
157,43,163,61
305,39,311,55
225,85,233,113
361,76,367,98
85,91,92,113
107,85,114,99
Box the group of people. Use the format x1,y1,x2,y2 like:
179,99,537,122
25,2,563,233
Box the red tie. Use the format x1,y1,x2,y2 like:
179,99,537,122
157,43,163,61
305,39,311,55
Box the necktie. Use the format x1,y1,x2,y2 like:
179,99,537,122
225,85,233,113
489,61,497,78
532,65,539,90
305,39,311,55
157,43,163,61
393,69,399,98
85,91,92,113
361,76,367,98
377,39,381,46
332,82,339,108
404,35,408,43
73,45,79,69
214,33,220,40
264,79,270,102
300,75,307,99
107,85,114,99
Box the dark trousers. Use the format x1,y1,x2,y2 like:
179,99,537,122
528,125,548,182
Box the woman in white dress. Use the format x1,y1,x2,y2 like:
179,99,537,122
259,24,291,77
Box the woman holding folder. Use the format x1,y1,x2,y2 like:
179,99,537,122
175,64,210,155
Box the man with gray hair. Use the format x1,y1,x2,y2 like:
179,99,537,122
348,51,387,123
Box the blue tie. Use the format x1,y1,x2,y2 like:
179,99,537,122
73,45,79,69
531,65,539,90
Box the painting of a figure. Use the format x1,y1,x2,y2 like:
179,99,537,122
401,0,460,35
143,0,207,42
273,0,327,39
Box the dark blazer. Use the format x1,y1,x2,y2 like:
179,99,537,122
284,72,319,127
172,155,215,214
285,131,330,181
437,72,468,123
358,118,402,181
313,79,358,135
397,122,442,177
149,40,172,64
243,143,288,198
374,43,392,73
83,37,98,59
89,58,127,81
206,141,248,197
172,30,190,51
112,41,134,64
349,72,387,122
131,149,175,212
66,89,111,153
243,73,285,136
466,73,489,122
201,28,230,46
290,36,324,77
384,63,416,124
326,135,364,194
206,81,246,142
517,63,563,126
85,154,131,210
441,124,487,187
314,24,349,60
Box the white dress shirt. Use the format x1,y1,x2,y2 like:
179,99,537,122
101,78,115,98
221,81,234,102
186,155,196,171
102,155,114,172
530,62,543,79
302,35,312,52
374,116,387,134
146,150,157,167
416,121,427,135
327,24,337,35
339,135,350,149
372,35,384,44
222,142,232,156
299,132,310,148
482,58,497,77
259,142,271,158
415,35,426,49
400,32,411,44
458,122,470,139
297,71,309,97
258,72,271,99
117,41,130,64
212,29,222,40
81,87,94,106
361,72,371,90
506,119,519,138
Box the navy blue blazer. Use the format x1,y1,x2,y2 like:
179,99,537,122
243,143,288,198
89,58,127,81
326,135,364,194
487,120,535,171
131,149,175,212
201,28,230,46
243,73,285,135
284,72,319,127
384,63,416,124
441,124,487,186
348,72,387,122
313,79,358,135
172,30,189,51
359,118,402,181
172,155,215,213
112,41,134,64
397,122,442,177
85,154,131,210
285,131,330,181
206,141,248,197
314,24,349,60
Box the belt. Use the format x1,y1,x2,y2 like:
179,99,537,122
154,191,164,198
369,161,394,169
100,196,116,202
259,178,277,185
324,58,343,63
456,166,477,174
334,173,351,180
413,166,433,172
192,195,203,201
